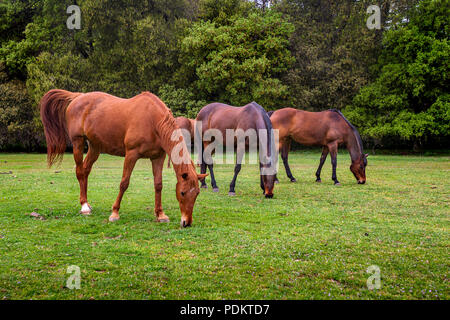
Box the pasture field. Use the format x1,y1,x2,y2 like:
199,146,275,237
0,151,448,300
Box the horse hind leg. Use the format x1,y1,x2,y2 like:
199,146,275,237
80,144,100,214
72,137,90,215
316,146,329,183
200,144,208,189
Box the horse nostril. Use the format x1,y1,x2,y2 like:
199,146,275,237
181,220,191,228
358,180,366,185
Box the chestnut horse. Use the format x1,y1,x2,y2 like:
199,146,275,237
40,89,206,227
196,102,277,198
167,116,195,168
269,108,368,185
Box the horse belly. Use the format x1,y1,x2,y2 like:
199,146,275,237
84,121,127,157
292,127,327,146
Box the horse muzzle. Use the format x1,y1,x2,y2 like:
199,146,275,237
358,180,366,184
180,218,192,228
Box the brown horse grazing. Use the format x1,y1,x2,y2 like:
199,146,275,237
269,108,368,185
40,89,207,227
196,102,277,198
167,117,195,168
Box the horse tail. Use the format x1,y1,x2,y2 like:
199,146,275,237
40,89,82,167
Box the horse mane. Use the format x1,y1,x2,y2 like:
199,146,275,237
155,111,196,176
267,111,275,118
250,102,275,160
329,109,364,154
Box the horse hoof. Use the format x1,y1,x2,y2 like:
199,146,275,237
316,179,322,183
334,182,341,186
228,192,236,196
213,188,219,193
201,185,208,189
109,215,120,222
290,178,297,183
274,180,280,184
80,203,92,215
157,218,170,223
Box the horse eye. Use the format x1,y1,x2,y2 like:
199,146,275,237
181,192,185,196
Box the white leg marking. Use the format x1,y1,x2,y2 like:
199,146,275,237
80,203,92,215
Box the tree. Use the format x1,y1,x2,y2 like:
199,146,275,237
344,0,449,148
0,63,43,151
274,0,421,110
24,0,196,103
179,8,294,107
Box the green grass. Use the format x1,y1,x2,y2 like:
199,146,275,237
0,151,449,300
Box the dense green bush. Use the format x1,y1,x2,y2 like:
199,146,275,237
344,0,449,148
158,84,206,119
179,9,294,107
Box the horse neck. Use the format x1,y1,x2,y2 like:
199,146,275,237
346,130,363,162
256,115,276,175
156,113,194,177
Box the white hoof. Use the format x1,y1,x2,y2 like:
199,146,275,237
109,215,120,222
80,203,92,215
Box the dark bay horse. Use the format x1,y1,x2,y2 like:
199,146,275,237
167,116,195,168
196,102,277,198
269,108,368,185
40,89,207,227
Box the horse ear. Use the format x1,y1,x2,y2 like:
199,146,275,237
182,173,188,180
365,153,369,158
197,173,208,180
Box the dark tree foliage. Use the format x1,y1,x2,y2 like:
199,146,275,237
0,0,447,151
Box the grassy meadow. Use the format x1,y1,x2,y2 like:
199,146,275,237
0,151,448,300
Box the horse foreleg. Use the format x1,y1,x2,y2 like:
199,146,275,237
328,143,340,185
110,150,139,222
167,154,171,168
208,164,219,192
315,146,329,183
152,155,170,223
281,138,296,182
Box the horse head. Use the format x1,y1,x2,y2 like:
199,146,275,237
350,153,368,184
176,169,208,227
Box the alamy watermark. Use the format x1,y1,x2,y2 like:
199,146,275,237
66,265,81,289
366,265,381,290
169,123,279,176
367,5,381,30
67,5,81,30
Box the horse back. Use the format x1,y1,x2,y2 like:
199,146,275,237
272,108,350,146
198,102,266,131
66,92,169,157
